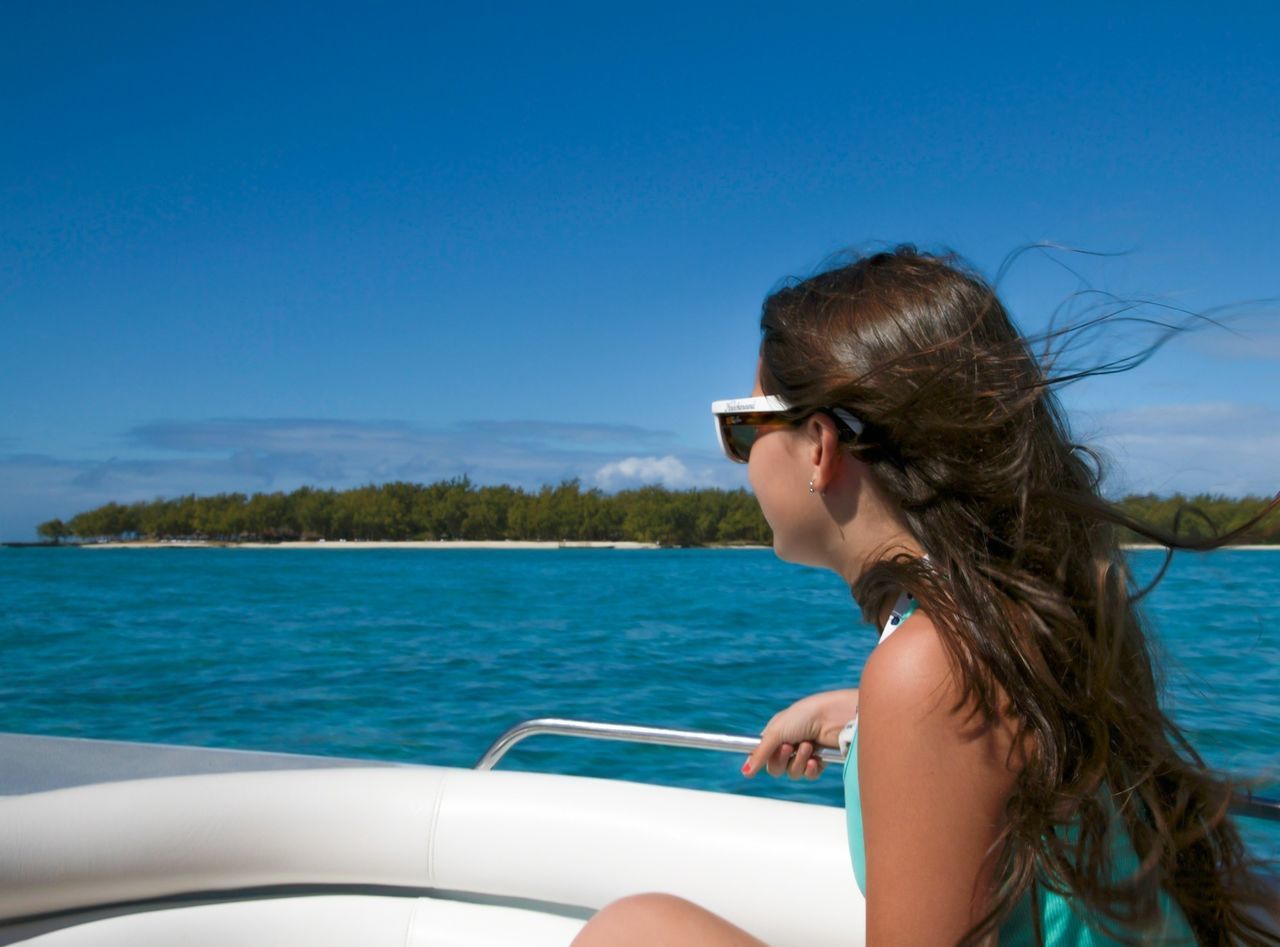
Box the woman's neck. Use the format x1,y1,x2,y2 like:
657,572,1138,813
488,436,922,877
822,460,927,612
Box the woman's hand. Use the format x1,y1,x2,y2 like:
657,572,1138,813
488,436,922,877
741,688,859,780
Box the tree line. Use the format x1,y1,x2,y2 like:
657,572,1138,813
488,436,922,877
36,479,770,546
1108,492,1280,545
35,480,1280,546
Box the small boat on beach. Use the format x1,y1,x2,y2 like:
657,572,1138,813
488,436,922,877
1,721,1276,946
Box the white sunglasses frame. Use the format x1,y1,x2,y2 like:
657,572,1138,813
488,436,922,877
710,395,865,464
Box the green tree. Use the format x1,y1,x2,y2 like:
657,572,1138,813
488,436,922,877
36,518,70,544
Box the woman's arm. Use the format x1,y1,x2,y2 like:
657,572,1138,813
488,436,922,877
858,614,1020,946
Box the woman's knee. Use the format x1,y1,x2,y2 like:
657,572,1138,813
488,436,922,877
583,891,697,928
572,892,757,946
607,891,698,914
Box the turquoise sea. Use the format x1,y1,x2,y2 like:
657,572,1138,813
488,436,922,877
1,546,1276,860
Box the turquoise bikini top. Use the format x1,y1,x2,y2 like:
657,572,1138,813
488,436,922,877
840,594,1195,945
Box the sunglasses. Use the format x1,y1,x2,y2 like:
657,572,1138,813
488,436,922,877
711,395,865,464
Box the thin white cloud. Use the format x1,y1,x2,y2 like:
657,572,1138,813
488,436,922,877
125,417,670,457
593,455,697,490
1083,402,1280,497
1185,308,1280,363
1196,330,1280,362
468,420,673,445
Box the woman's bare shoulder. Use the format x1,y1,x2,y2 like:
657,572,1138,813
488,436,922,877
860,611,960,726
860,611,1019,752
860,609,1029,778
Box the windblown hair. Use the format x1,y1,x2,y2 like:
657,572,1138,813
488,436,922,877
758,246,1278,945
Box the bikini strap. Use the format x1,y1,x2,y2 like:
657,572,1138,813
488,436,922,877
879,590,916,643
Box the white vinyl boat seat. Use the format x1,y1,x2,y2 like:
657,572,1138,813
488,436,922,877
0,894,584,946
0,762,863,946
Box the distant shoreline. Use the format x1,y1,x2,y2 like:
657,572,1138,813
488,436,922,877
8,540,1277,551
70,539,770,551
1121,543,1280,551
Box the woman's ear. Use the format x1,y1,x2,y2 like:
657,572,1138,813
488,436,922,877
807,414,843,494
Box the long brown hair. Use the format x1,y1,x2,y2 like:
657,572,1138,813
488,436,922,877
758,246,1278,945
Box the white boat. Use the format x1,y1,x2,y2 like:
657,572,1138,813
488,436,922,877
3,720,1275,946
0,720,864,946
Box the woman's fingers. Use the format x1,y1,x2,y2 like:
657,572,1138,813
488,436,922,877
743,737,829,780
766,742,793,777
788,740,815,779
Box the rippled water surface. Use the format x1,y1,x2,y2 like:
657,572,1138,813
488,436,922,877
1,546,1276,858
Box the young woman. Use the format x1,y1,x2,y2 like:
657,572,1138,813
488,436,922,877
572,247,1277,946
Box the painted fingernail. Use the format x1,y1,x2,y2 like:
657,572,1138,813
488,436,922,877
741,762,752,775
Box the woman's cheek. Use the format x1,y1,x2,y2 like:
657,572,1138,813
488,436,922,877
747,460,774,521
751,480,794,557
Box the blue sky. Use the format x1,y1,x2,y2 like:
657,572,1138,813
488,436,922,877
2,3,1278,539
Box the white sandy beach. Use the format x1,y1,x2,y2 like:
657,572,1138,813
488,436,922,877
1120,543,1280,551
71,540,1278,551
83,539,668,550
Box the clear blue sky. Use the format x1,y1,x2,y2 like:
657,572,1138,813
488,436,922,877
2,2,1278,539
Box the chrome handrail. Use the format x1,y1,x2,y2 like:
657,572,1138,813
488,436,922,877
474,717,845,770
474,717,1280,824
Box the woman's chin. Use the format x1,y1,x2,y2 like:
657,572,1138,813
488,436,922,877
772,534,834,573
767,531,789,561
770,535,808,567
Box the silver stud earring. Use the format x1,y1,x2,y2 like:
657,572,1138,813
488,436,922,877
808,480,815,494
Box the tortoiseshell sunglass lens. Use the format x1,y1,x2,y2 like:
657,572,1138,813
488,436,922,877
719,411,794,463
726,423,759,463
